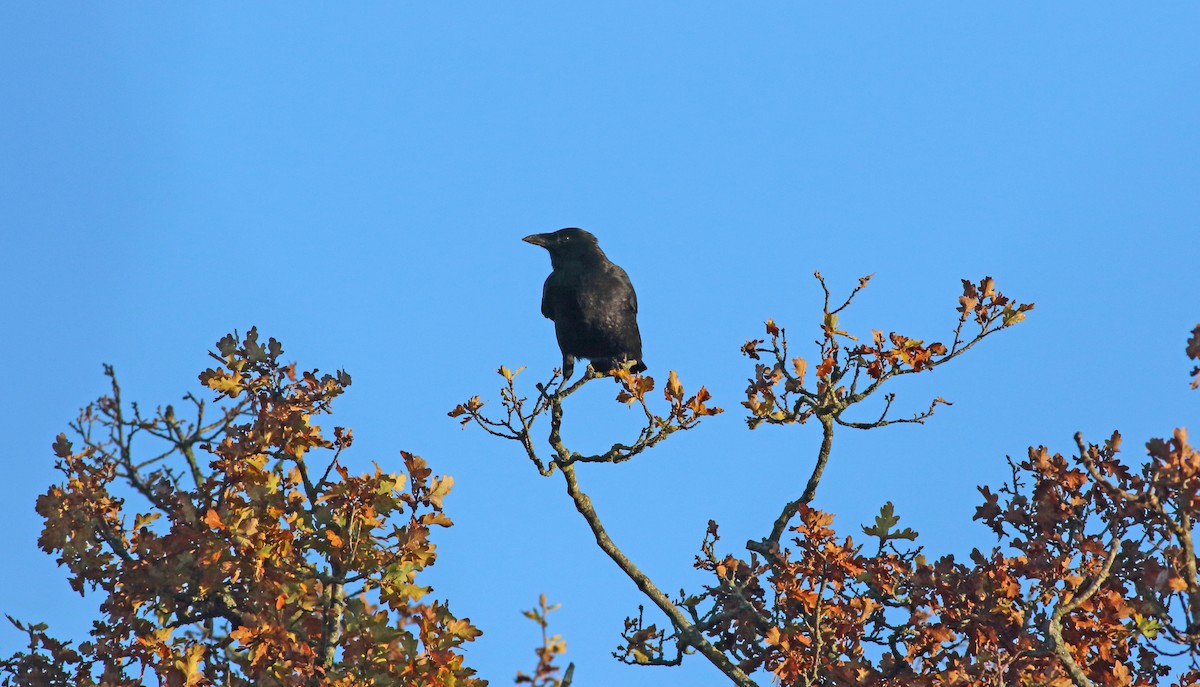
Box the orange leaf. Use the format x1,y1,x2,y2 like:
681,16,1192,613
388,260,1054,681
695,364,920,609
204,508,223,531
816,357,835,379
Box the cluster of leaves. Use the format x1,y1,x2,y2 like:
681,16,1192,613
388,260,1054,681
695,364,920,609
672,431,1200,686
742,274,1032,430
1,618,82,687
2,329,482,687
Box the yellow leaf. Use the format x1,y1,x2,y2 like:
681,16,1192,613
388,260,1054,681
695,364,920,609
200,369,244,397
666,370,684,401
429,475,454,509
176,643,205,687
133,512,161,530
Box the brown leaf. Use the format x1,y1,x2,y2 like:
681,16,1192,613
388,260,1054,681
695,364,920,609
52,433,73,458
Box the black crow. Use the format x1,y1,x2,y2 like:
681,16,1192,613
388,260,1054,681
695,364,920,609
523,228,647,379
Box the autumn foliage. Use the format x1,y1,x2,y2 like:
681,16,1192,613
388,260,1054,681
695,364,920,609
3,330,481,687
6,273,1199,687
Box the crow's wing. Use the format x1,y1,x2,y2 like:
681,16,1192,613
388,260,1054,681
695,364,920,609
540,276,556,320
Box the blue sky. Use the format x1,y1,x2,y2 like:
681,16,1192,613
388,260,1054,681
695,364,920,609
1,4,1197,684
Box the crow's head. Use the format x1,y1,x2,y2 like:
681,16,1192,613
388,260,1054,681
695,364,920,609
522,227,602,265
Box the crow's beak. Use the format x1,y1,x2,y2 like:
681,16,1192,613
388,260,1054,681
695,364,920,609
522,233,548,247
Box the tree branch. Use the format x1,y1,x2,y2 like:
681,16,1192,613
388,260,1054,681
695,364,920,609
1045,526,1122,687
748,414,835,556
557,462,758,687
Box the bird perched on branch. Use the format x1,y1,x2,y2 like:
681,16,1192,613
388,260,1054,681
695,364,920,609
523,228,646,380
